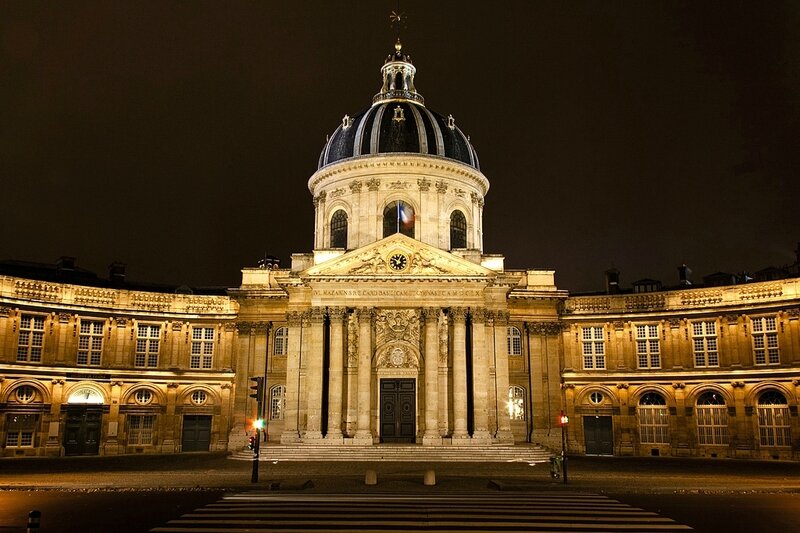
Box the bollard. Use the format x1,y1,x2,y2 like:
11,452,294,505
27,510,41,533
364,469,378,485
423,469,436,486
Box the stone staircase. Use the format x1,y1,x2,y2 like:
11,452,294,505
230,443,553,463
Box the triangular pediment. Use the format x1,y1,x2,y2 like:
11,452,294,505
302,234,495,278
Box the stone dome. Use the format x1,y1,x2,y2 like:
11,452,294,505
318,41,480,170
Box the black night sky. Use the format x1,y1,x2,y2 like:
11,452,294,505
1,2,798,292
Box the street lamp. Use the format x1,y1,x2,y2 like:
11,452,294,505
559,411,569,484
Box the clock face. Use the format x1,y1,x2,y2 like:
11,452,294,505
389,253,408,271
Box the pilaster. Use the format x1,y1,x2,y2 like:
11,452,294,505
450,307,469,440
326,307,346,441
354,308,374,442
422,307,441,444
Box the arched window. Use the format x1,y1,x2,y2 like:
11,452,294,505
273,327,288,356
508,386,525,420
507,326,522,355
270,385,286,421
757,390,791,446
637,392,669,444
330,210,348,249
383,201,415,238
696,391,728,445
449,210,467,249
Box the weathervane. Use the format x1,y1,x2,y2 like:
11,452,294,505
389,1,406,43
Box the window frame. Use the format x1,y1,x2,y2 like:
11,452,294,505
269,385,286,421
382,200,415,238
507,326,522,356
127,414,156,446
190,326,215,369
135,324,161,368
5,413,38,448
330,209,348,249
637,392,670,444
77,319,105,367
635,324,661,369
449,210,467,249
751,316,780,366
17,314,46,363
581,326,606,370
508,385,526,421
695,391,729,445
273,326,288,356
692,320,719,368
757,391,791,447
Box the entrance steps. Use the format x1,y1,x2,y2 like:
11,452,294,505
230,443,553,463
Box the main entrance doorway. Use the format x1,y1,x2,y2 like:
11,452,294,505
379,379,416,443
583,415,614,455
181,415,212,452
64,406,102,456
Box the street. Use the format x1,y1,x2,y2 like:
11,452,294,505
2,453,800,532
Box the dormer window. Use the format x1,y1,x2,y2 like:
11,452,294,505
393,106,405,122
342,114,353,129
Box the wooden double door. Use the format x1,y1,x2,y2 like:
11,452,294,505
379,379,416,443
64,406,102,456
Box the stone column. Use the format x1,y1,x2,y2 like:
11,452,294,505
326,307,346,441
354,308,373,442
281,311,303,443
493,312,513,443
451,307,469,440
304,307,325,440
422,308,441,445
470,308,491,442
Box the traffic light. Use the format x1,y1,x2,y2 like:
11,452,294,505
247,435,256,451
249,376,264,400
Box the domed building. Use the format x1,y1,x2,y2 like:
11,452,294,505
1,40,798,461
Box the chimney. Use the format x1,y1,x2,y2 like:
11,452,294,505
604,268,620,294
678,264,692,286
108,262,126,285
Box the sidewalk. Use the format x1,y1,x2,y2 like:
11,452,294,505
2,452,799,494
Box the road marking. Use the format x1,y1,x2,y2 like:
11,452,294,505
151,491,692,532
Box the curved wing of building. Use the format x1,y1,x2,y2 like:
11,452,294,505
2,39,798,461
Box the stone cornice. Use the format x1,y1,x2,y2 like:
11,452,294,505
308,153,490,196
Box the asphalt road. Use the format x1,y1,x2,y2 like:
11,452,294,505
3,490,800,532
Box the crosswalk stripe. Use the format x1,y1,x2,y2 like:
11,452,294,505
150,491,692,532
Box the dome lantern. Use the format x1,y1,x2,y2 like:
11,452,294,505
373,39,424,106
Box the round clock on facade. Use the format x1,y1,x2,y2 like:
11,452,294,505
388,252,409,272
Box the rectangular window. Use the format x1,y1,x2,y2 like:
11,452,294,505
77,320,104,366
128,414,155,445
696,406,728,445
5,413,38,447
17,315,45,362
635,324,660,369
191,327,215,369
581,326,605,369
692,321,719,368
135,324,161,368
752,317,780,365
637,406,669,444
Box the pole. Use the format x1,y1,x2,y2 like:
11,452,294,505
27,510,41,533
561,414,568,485
251,429,260,483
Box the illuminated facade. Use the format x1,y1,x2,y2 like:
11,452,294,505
1,42,798,459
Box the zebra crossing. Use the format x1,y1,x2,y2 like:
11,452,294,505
150,490,692,532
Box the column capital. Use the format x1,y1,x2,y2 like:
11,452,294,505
471,307,487,324
355,307,375,323
286,311,303,327
421,307,440,322
450,307,467,323
309,307,326,323
328,307,347,320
